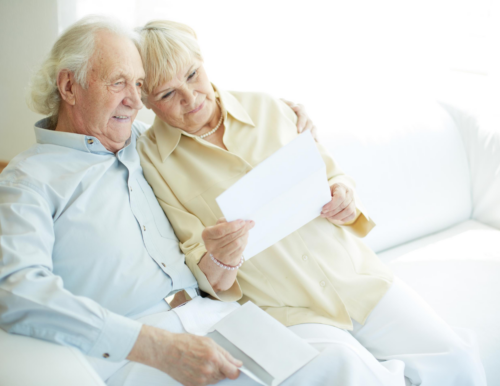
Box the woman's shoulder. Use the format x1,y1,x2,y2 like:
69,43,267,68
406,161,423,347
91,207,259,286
136,122,160,159
227,90,280,107
225,90,297,125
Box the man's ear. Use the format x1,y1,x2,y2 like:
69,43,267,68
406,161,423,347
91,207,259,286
57,70,77,106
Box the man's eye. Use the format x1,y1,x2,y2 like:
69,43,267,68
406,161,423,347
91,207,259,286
114,81,124,86
136,81,143,88
187,70,197,80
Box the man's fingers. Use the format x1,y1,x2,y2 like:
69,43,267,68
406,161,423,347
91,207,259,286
221,347,243,367
218,350,241,380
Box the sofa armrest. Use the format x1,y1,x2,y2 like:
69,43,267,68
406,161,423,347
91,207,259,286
0,328,105,386
440,102,500,230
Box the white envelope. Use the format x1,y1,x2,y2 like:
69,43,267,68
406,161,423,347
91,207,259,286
216,130,331,259
208,302,319,386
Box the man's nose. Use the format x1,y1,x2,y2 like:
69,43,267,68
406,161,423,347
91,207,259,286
123,83,143,110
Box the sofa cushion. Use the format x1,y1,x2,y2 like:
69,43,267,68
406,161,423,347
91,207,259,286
0,328,105,386
439,103,500,230
378,220,500,386
321,102,472,253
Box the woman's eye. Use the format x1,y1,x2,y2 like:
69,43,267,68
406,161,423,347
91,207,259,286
162,91,174,99
187,70,197,80
136,81,143,88
114,81,124,86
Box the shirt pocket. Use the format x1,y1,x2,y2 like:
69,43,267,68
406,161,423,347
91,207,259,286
137,177,177,240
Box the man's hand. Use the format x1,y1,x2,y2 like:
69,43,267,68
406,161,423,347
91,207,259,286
202,218,254,266
128,325,242,386
321,183,357,225
281,99,319,141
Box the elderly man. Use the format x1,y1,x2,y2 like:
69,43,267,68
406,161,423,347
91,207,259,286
0,16,377,386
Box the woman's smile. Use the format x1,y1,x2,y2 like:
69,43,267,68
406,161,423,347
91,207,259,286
188,100,204,114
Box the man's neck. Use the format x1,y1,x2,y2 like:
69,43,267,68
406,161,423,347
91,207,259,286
55,109,127,153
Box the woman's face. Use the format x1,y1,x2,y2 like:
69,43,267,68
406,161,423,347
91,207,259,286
146,61,217,135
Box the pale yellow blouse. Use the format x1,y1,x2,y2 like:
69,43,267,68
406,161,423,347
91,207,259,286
137,86,393,330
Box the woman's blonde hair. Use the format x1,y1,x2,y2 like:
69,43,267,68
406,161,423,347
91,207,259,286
136,20,203,95
28,15,141,125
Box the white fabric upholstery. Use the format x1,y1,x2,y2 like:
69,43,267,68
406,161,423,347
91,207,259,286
322,102,472,253
0,328,105,386
439,103,500,230
377,222,500,386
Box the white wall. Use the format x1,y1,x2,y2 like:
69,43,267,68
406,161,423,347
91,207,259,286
0,0,58,161
2,0,499,161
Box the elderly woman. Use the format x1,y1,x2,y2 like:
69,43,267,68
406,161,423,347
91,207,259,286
136,20,486,386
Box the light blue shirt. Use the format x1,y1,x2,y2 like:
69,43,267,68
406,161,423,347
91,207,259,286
0,118,198,361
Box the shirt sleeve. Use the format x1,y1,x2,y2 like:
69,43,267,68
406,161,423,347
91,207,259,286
139,158,242,302
0,181,142,362
278,99,375,238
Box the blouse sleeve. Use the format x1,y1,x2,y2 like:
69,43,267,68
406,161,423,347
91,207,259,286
140,151,243,302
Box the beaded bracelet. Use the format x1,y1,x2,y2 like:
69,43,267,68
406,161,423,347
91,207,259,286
210,253,244,270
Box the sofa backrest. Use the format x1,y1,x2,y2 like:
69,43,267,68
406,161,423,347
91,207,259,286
320,102,472,253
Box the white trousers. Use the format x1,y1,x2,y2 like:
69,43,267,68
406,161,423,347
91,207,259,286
97,278,486,386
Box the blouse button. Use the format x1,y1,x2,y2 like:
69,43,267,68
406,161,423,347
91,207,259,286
161,263,166,267
143,225,146,231
302,255,309,261
87,139,94,145
102,353,110,358
319,281,326,287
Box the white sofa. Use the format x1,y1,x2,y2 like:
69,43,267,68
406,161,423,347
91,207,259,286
1,101,499,385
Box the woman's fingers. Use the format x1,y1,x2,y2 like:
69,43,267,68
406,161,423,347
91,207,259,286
203,220,246,241
325,203,357,224
202,219,253,264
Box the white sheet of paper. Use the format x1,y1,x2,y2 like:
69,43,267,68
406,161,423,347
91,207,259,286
209,302,319,386
216,130,331,259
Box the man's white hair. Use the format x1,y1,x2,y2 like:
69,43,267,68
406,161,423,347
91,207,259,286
28,15,141,125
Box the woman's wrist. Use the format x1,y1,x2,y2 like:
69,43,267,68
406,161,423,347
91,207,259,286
209,253,244,270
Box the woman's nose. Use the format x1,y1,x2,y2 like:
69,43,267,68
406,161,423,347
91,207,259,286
181,86,196,107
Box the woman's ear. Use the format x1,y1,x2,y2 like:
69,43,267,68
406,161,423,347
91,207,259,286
57,70,77,106
142,97,152,110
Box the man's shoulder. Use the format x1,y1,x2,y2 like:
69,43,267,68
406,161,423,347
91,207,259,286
0,143,82,195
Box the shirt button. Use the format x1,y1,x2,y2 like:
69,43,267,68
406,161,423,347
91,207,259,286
143,225,146,231
102,353,110,358
319,281,326,287
302,255,309,261
161,263,166,267
87,139,94,145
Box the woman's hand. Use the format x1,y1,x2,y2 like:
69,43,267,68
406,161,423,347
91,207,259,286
281,99,319,141
321,183,357,225
202,218,254,266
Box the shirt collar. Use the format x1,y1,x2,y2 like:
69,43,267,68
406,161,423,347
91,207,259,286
34,117,129,154
153,84,254,162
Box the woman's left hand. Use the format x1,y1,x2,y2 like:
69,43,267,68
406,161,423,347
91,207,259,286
321,183,357,225
281,99,319,141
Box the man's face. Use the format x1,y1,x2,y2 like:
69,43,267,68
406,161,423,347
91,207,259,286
71,31,145,152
